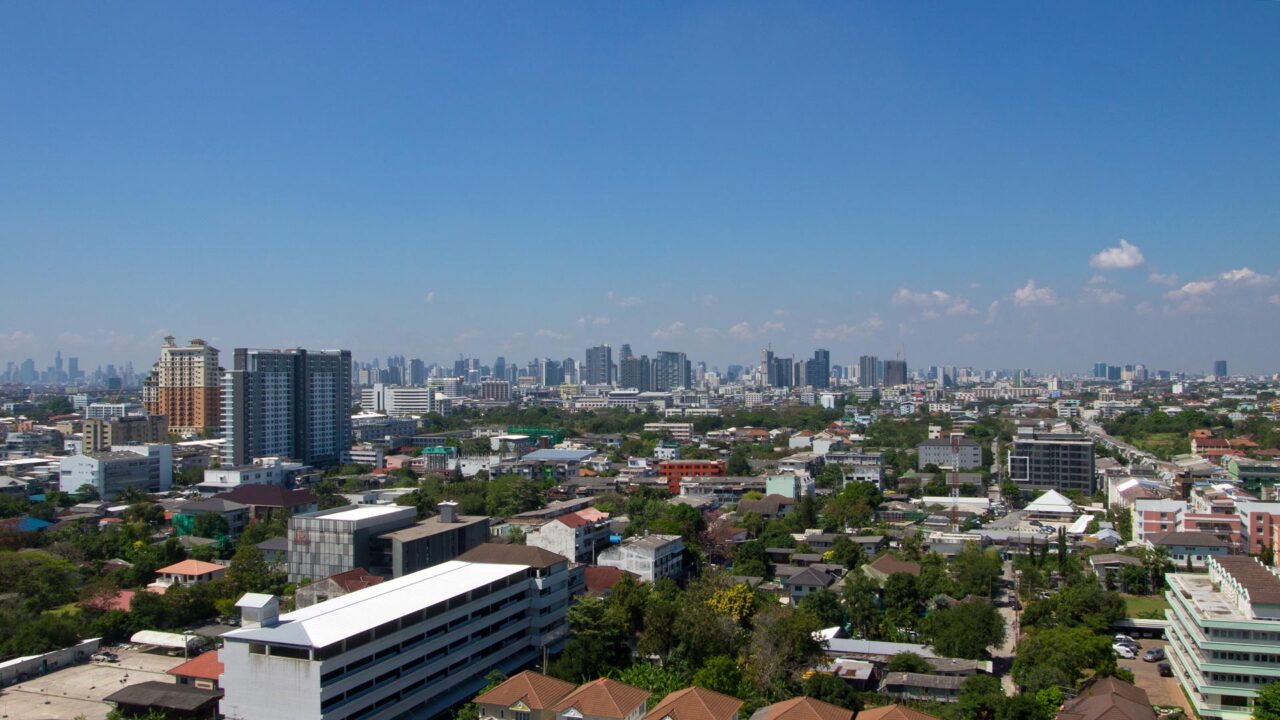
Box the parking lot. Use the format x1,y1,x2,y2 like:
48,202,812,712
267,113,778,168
1114,637,1193,716
0,645,186,720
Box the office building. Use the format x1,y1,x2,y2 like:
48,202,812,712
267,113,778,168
58,444,173,500
144,337,222,436
883,360,908,388
806,349,831,389
374,503,492,578
480,379,511,401
1165,556,1280,720
286,505,417,583
654,351,690,391
859,355,879,388
620,355,651,392
219,552,571,720
361,384,440,418
222,348,353,467
916,435,983,470
526,509,611,563
1007,428,1095,494
771,357,793,388
584,345,614,386
84,402,144,420
83,415,168,452
1214,360,1229,378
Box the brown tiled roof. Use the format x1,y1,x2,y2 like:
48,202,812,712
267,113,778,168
1056,676,1155,720
857,705,942,720
167,650,223,681
555,678,652,719
1215,556,1280,604
214,485,317,508
321,567,385,593
584,566,634,594
644,687,743,720
459,543,567,570
865,554,921,577
475,671,577,711
749,696,852,720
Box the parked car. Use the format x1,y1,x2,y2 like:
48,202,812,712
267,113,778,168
1144,648,1166,662
1158,662,1173,677
1113,643,1137,659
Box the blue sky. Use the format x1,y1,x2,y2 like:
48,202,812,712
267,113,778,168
2,2,1278,375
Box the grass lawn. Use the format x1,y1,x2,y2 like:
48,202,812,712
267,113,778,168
1123,593,1171,618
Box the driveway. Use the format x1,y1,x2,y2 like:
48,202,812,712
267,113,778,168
1114,638,1193,716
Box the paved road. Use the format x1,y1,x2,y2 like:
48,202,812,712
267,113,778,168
991,560,1020,695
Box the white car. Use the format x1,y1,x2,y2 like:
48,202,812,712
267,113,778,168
1113,643,1137,659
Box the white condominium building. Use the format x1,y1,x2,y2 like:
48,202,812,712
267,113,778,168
221,553,571,720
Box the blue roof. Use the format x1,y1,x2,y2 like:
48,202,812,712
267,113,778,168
521,449,597,462
6,516,53,532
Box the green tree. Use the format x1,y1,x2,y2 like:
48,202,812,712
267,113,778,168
1253,681,1280,720
842,572,881,639
75,483,100,502
549,596,631,682
882,572,922,624
957,674,1005,720
693,656,747,698
454,670,508,720
227,543,283,595
826,536,866,571
886,652,933,673
747,605,823,700
953,543,1004,598
192,512,230,539
798,589,845,628
801,673,862,711
1011,625,1115,692
927,600,1006,659
484,476,543,516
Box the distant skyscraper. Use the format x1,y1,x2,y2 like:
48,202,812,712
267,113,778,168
771,356,793,388
67,356,80,380
584,345,614,385
859,355,879,388
409,358,426,385
1107,365,1121,381
1093,362,1108,379
883,359,908,387
619,344,633,361
492,357,506,383
654,351,690,391
620,354,651,391
806,349,831,389
1214,360,1228,377
221,348,352,467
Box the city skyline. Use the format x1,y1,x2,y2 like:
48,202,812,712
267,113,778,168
2,4,1278,372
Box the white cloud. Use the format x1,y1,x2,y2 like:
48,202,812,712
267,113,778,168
1087,274,1108,285
1148,272,1179,286
891,288,977,316
729,320,785,341
1089,239,1145,269
1269,294,1280,306
984,301,999,325
1135,302,1153,315
1166,280,1216,299
1083,287,1125,305
423,291,435,304
535,328,567,340
575,315,610,328
812,314,881,341
1013,280,1057,307
691,294,719,307
651,321,686,340
773,308,789,317
1220,267,1272,286
0,330,34,350
607,291,642,307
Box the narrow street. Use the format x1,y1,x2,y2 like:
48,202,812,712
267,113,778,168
992,560,1020,695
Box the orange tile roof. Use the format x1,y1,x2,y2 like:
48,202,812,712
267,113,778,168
555,678,652,719
475,671,578,711
156,559,226,576
856,705,941,720
167,650,223,681
752,697,852,720
645,687,743,720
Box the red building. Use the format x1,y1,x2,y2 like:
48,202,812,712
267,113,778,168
658,460,727,493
